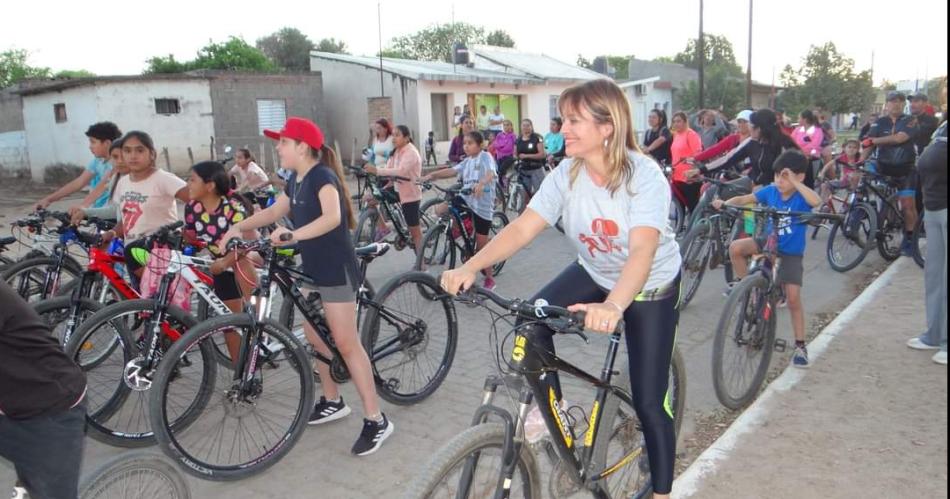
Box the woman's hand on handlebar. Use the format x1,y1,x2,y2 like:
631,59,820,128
711,199,726,210
567,301,622,334
269,227,295,246
69,208,87,226
440,265,477,296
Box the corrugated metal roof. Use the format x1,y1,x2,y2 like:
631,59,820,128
470,46,604,82
310,52,545,85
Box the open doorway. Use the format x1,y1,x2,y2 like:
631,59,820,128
430,93,449,141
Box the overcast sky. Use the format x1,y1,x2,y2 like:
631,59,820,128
4,0,946,85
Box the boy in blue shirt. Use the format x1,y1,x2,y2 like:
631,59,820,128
714,150,821,367
35,122,121,211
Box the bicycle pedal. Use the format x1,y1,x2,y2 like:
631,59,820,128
774,339,788,353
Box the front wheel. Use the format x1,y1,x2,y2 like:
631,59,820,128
416,222,456,275
826,203,876,273
361,271,458,405
876,197,903,261
669,197,686,238
487,212,509,276
354,208,381,247
1,255,83,302
712,273,776,410
405,422,542,499
912,213,926,269
678,222,711,310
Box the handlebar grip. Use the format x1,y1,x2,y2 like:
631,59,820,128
279,232,294,242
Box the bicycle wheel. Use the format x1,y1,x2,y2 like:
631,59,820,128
1,255,83,302
416,222,456,275
420,197,443,232
32,296,104,346
354,208,381,247
64,299,215,448
669,198,686,238
678,222,712,310
876,197,903,261
79,450,191,499
712,274,776,410
361,271,458,405
149,315,314,481
912,213,926,269
405,423,542,499
489,211,509,276
826,203,876,273
587,349,686,499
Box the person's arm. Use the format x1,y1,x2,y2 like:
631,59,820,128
720,192,758,207
422,166,461,182
693,134,738,162
785,169,821,207
75,169,115,208
871,132,912,147
37,170,95,209
224,195,291,244
643,134,667,154
286,184,342,242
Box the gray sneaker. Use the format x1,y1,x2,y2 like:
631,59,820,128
792,346,810,369
907,337,940,351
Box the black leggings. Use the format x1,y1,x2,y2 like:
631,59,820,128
674,181,703,213
524,262,679,495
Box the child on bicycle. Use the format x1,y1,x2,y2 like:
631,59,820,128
222,117,394,456
421,131,498,290
714,150,821,368
71,137,130,224
37,121,122,211
819,139,862,202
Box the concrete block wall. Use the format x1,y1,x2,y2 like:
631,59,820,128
0,131,29,175
0,92,25,133
209,72,326,171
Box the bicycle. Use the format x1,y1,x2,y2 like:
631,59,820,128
712,205,840,409
415,182,509,277
0,236,16,267
503,160,541,216
146,235,457,480
2,210,89,302
408,285,686,499
350,165,429,250
810,158,864,241
78,450,191,499
677,176,746,310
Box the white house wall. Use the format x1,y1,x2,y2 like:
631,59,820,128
0,130,29,174
23,85,99,181
94,80,214,174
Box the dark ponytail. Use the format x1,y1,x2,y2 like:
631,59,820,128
301,142,356,230
191,161,231,197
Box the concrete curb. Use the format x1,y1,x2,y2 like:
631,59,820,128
671,258,908,498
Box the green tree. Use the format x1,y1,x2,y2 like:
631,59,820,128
667,34,744,115
145,37,275,74
54,69,96,78
485,30,515,48
779,42,876,116
674,34,742,74
0,49,50,88
577,54,592,68
144,54,190,74
576,54,632,80
256,27,315,71
386,22,486,62
315,37,348,54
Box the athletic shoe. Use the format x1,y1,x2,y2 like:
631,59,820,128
933,351,948,365
483,277,497,291
11,486,27,499
792,346,810,369
900,237,915,257
308,397,351,425
723,280,739,297
352,414,394,456
907,337,941,351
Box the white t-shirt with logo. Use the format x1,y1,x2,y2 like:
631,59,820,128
114,170,187,240
229,162,269,191
528,152,681,291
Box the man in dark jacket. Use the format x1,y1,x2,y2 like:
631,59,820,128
0,280,86,499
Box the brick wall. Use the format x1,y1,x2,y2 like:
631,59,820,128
0,92,25,133
208,72,326,170
368,97,393,125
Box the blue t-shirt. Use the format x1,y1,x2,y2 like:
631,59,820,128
86,158,113,208
544,132,565,157
754,185,813,256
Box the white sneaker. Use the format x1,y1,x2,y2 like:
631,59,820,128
907,337,940,351
11,486,28,499
933,351,947,365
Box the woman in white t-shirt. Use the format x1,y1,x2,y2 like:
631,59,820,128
230,148,269,192
102,131,189,279
441,79,681,499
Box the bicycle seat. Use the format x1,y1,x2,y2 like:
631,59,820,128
355,242,391,259
0,236,16,246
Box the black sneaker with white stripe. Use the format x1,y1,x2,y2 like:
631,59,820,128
351,414,394,456
308,397,351,425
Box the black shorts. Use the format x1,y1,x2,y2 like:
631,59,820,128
877,163,918,197
472,213,492,236
213,271,243,301
401,200,421,227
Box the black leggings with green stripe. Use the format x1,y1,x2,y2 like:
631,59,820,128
525,262,679,495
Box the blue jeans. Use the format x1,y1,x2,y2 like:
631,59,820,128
921,209,947,352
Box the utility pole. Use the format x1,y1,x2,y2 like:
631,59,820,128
377,1,384,97
698,0,705,109
746,0,753,108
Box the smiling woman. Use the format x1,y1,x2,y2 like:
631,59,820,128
440,78,682,498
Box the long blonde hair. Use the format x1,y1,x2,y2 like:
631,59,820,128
558,79,641,195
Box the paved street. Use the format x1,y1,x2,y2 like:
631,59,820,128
0,183,889,498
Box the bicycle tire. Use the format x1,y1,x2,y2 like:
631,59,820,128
678,222,711,310
912,213,925,269
149,314,314,481
876,196,903,261
420,197,443,231
1,255,84,302
826,203,876,273
712,273,776,410
669,198,686,238
360,271,458,405
354,208,381,247
64,299,215,448
79,450,191,499
415,222,456,274
404,422,542,499
32,296,104,346
489,211,509,276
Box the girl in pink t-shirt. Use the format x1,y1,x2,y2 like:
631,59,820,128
670,112,704,211
364,125,424,249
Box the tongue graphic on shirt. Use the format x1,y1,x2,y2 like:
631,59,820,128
579,218,622,257
122,201,143,234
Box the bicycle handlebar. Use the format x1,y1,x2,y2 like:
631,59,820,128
418,181,473,196
723,205,843,224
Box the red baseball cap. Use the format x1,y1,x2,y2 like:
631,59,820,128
263,117,324,150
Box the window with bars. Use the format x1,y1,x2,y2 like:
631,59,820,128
257,99,287,135
154,98,181,115
54,103,67,123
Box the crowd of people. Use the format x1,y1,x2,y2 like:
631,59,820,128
1,74,946,499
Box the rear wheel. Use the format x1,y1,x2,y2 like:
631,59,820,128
354,209,381,247
912,213,926,269
827,203,876,273
420,197,444,231
678,222,711,310
876,197,903,261
79,450,191,499
415,222,456,275
1,255,83,303
712,273,776,410
488,212,509,276
669,198,686,238
33,296,104,347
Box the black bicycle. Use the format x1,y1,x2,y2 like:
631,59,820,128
147,235,458,480
351,165,437,250
712,205,840,409
408,286,686,499
2,210,89,302
415,182,509,276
